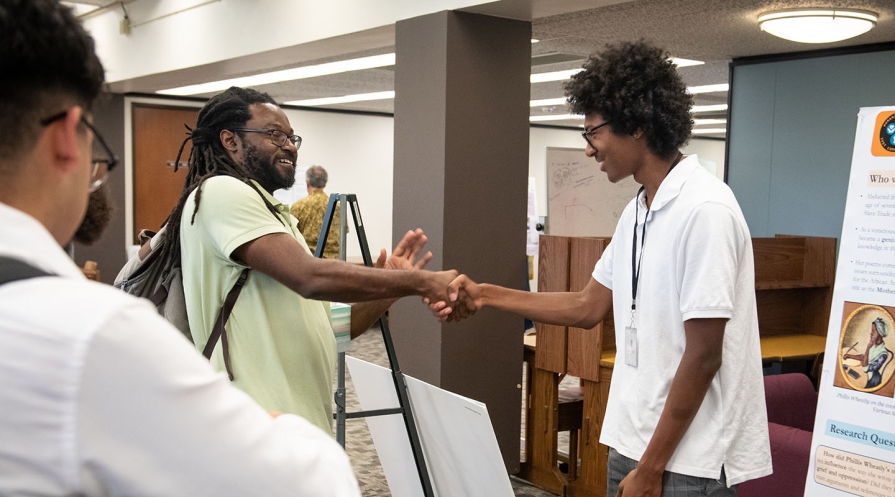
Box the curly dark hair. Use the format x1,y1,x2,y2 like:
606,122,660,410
158,87,281,263
0,0,104,167
564,40,693,159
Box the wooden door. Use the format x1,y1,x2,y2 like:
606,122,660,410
132,104,199,243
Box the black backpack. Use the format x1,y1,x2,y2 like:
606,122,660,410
114,226,247,380
114,179,285,380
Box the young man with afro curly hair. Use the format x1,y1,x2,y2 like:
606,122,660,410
437,40,771,496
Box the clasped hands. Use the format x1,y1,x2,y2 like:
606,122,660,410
377,228,481,322
425,275,481,322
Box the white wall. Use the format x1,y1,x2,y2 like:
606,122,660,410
683,137,727,180
125,100,727,261
276,109,394,260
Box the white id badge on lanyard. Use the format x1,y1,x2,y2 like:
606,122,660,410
625,325,638,367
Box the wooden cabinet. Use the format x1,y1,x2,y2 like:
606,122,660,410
754,235,836,336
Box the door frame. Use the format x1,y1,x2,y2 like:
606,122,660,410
123,96,204,256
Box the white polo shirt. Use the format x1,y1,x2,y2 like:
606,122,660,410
593,155,772,486
0,202,359,496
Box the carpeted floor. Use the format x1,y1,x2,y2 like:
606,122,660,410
336,326,560,497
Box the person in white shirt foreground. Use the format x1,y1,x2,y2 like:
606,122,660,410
0,0,359,495
435,41,772,497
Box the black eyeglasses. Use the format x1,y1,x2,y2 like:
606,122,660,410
581,120,612,149
234,128,302,150
41,110,119,193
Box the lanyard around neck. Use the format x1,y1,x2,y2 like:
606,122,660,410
630,152,683,317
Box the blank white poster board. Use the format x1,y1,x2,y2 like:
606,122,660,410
546,147,639,236
345,356,514,497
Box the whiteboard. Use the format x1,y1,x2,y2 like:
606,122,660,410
546,147,640,237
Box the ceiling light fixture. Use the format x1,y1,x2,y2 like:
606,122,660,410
530,69,583,83
758,8,877,43
687,84,730,94
693,118,727,126
530,97,567,107
692,104,729,113
532,57,703,84
670,57,705,68
531,39,540,43
284,91,395,107
530,114,583,122
692,128,727,135
157,53,396,96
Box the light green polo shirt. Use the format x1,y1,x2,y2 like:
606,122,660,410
180,176,336,432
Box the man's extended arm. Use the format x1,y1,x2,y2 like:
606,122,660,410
232,229,454,305
616,317,726,497
442,275,612,329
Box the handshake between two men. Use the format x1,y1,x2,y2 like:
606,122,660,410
377,227,482,324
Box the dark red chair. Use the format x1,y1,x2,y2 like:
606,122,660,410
739,373,817,497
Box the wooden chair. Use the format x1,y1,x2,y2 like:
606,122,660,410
557,385,584,480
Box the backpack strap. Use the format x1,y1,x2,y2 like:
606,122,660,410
193,181,285,381
0,256,53,285
202,267,250,380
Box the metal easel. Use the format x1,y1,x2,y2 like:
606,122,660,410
314,193,434,497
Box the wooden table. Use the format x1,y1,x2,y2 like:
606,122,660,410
760,334,826,362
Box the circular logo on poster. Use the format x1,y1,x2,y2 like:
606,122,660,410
880,114,895,152
839,305,895,393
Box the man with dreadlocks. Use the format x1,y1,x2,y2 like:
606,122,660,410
432,41,771,496
166,86,458,432
0,1,360,495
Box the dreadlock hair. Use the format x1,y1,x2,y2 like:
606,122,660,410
564,40,693,160
159,86,281,263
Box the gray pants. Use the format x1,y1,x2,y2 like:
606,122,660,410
607,448,737,497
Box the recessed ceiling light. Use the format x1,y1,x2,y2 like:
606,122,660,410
692,128,727,135
692,104,729,113
157,53,396,96
693,118,727,125
530,114,583,122
530,69,583,83
758,9,877,43
531,39,540,44
670,57,705,67
687,84,729,94
532,66,717,90
284,91,395,107
530,97,567,107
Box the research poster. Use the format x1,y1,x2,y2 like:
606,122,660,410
806,106,895,497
